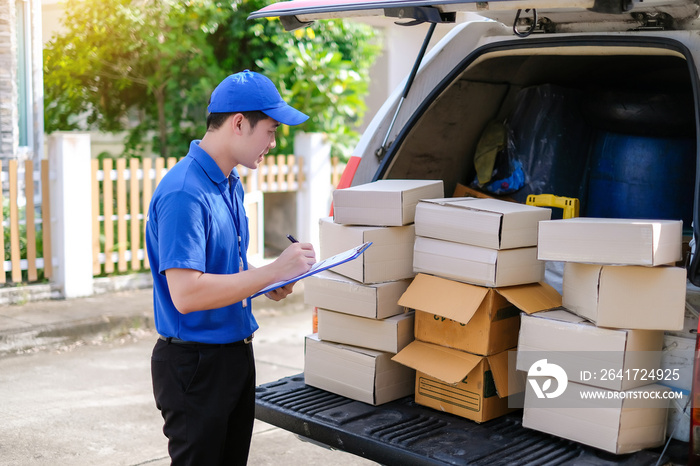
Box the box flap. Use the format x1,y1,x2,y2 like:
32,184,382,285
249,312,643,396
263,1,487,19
421,197,540,215
486,350,524,397
337,179,442,195
306,332,386,358
526,308,588,324
518,310,640,362
562,262,604,323
416,199,504,249
497,282,562,315
392,340,483,384
398,273,489,325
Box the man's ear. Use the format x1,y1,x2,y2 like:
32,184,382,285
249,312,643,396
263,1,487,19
230,113,246,134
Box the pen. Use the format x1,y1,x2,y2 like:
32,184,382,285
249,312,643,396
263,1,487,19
286,234,299,243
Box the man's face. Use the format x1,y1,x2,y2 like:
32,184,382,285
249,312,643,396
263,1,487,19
238,116,280,170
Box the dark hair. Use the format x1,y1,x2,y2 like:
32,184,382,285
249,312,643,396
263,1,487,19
206,110,270,131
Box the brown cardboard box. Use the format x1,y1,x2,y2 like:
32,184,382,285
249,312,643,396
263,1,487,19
413,236,543,287
414,197,551,249
317,308,415,353
319,217,415,284
304,270,411,319
333,179,444,226
522,381,670,454
538,218,682,265
392,340,523,422
517,309,664,391
304,334,415,406
563,262,686,330
399,273,561,356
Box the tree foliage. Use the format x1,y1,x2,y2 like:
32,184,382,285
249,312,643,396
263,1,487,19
259,21,380,158
43,0,381,160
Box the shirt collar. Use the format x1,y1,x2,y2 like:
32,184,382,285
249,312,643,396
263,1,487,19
188,140,238,186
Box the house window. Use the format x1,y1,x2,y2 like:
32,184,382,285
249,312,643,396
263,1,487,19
16,0,32,149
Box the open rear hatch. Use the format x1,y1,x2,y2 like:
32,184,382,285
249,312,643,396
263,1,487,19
249,1,698,463
252,0,700,273
249,0,700,32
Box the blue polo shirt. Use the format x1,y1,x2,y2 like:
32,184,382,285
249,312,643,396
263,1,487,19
145,140,258,343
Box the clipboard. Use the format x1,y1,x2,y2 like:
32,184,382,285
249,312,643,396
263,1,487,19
252,242,373,298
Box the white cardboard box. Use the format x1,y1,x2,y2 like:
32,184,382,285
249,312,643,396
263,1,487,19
333,179,444,226
522,381,670,454
413,236,543,287
563,262,686,331
304,334,415,406
319,217,415,284
414,197,551,249
303,270,410,319
538,218,682,265
517,309,664,391
317,308,415,353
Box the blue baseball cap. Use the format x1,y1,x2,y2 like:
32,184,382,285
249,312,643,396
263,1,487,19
207,70,309,126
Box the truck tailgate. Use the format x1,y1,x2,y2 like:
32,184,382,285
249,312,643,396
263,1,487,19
256,374,687,465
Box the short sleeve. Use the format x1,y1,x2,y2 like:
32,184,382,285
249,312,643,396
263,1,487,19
155,191,208,274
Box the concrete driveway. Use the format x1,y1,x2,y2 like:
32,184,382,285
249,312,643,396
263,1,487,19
0,286,378,465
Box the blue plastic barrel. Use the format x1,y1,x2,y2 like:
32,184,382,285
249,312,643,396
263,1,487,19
586,131,696,228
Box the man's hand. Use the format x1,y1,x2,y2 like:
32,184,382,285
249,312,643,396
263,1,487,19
272,242,316,282
262,242,315,301
265,282,295,301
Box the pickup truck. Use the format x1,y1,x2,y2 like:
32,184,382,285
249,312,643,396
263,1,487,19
248,1,700,464
255,374,688,464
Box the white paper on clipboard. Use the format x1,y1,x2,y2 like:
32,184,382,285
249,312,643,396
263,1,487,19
252,242,373,298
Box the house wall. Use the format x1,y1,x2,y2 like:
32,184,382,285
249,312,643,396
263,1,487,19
29,0,44,161
0,1,19,158
1,0,44,161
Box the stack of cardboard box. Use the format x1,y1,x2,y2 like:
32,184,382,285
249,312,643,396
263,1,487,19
412,198,551,287
302,179,444,406
517,217,687,454
392,197,560,422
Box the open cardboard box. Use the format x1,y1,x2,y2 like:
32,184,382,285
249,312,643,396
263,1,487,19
304,270,411,319
414,197,551,249
517,309,664,391
332,179,444,226
563,262,686,331
538,218,683,265
319,216,415,284
317,308,414,353
413,236,543,287
392,340,524,423
304,334,415,406
400,273,561,355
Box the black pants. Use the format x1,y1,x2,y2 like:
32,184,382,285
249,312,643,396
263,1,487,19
151,338,256,466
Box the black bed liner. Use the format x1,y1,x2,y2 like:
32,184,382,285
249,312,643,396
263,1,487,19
255,374,688,465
